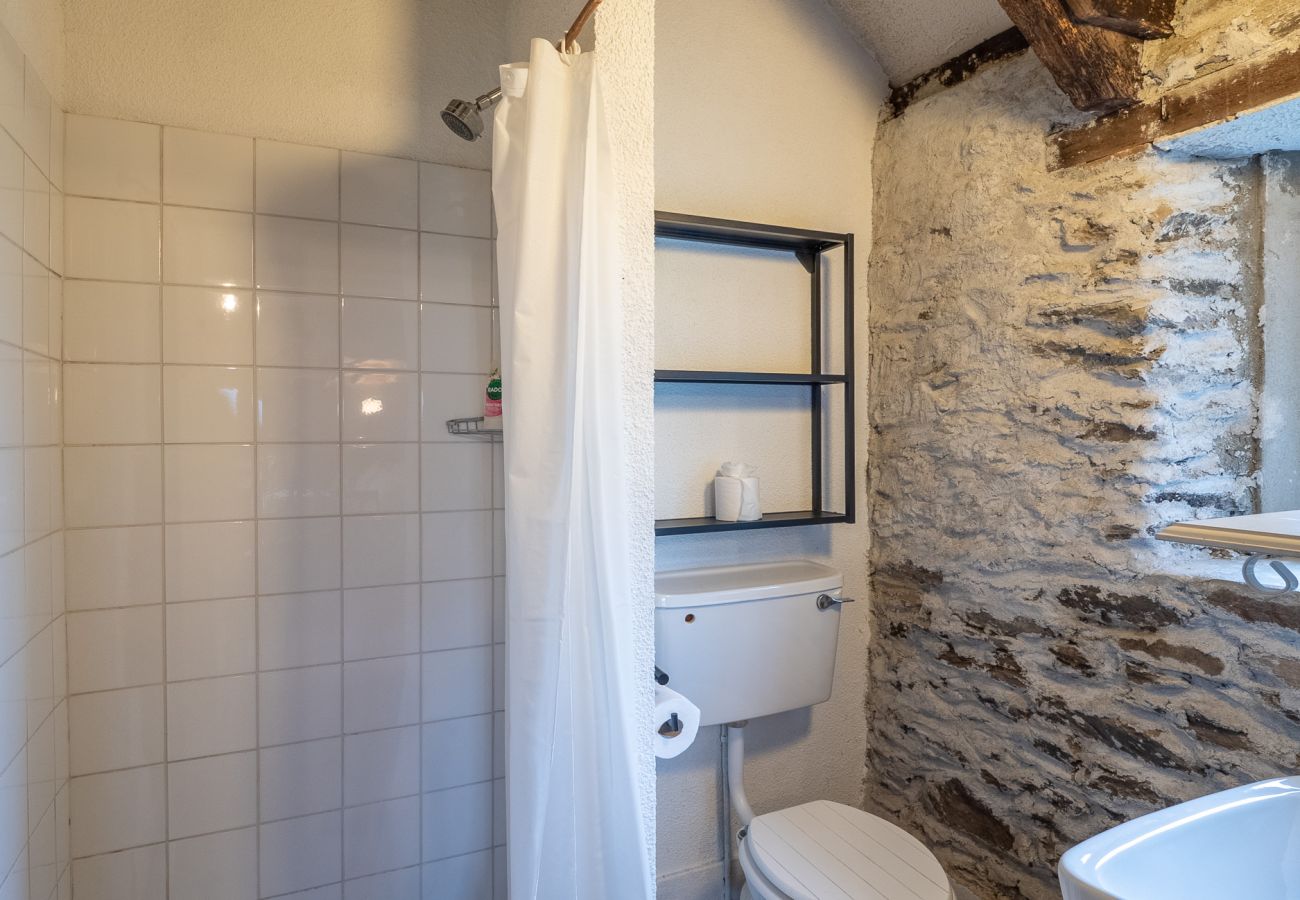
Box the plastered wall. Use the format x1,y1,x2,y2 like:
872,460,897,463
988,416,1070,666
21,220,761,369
653,1,887,895
63,0,508,168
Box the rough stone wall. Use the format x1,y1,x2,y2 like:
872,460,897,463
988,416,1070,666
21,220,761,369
868,53,1300,899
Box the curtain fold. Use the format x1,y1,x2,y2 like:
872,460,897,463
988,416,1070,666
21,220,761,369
493,38,653,900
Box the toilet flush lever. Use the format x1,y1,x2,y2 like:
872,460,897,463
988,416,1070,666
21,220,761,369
816,594,855,611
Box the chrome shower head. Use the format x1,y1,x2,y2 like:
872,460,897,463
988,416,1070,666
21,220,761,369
441,87,503,142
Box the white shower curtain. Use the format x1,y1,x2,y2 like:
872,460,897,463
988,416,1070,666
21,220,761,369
492,39,653,900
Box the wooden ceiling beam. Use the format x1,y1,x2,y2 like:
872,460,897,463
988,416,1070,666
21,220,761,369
1050,44,1300,169
997,0,1145,113
1063,0,1177,40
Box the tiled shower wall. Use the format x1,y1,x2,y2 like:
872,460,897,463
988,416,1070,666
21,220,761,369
61,114,504,898
0,26,71,900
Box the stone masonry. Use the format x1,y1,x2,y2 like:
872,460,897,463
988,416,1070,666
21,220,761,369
867,53,1300,899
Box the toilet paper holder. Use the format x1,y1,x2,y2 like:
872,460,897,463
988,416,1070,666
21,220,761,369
659,713,684,738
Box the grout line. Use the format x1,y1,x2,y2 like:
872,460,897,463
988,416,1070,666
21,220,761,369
251,149,263,899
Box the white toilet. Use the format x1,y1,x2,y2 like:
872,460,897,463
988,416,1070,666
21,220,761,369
656,561,954,900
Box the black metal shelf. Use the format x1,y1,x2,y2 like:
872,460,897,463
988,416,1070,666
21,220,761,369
655,510,851,537
655,211,847,254
655,370,848,385
654,211,856,537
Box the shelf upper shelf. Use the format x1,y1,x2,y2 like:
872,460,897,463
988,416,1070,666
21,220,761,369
655,370,848,385
1158,511,1300,556
654,211,849,254
655,510,850,536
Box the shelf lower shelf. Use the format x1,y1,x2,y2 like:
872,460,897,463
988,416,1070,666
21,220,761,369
655,370,847,385
655,510,850,536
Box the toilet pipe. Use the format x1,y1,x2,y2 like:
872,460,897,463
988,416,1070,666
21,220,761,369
720,727,731,900
727,723,755,827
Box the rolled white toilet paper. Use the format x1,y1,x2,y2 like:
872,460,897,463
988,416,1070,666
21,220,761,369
737,476,761,522
714,476,744,521
653,685,701,759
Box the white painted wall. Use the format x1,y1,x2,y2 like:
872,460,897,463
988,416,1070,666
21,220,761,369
1261,152,1300,512
3,0,63,103
653,1,887,895
63,0,508,168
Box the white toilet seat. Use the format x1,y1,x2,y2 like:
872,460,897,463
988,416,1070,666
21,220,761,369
739,800,953,900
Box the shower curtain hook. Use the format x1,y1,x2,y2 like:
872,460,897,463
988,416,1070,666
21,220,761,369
1242,555,1300,593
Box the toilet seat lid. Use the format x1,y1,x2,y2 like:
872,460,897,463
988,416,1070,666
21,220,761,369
747,800,951,900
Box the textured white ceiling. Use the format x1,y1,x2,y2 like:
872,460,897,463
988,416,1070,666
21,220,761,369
823,0,1014,84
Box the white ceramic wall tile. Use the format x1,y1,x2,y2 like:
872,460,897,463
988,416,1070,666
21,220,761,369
162,286,254,365
420,443,491,512
342,372,418,443
166,674,257,760
420,647,492,723
342,796,419,879
63,364,161,445
167,827,258,900
162,365,255,443
421,850,492,899
421,580,492,653
164,521,256,603
71,843,166,900
166,751,257,838
256,141,339,220
342,655,419,733
0,30,19,144
342,514,419,589
63,281,160,363
257,443,340,518
67,686,164,776
341,296,418,370
258,664,341,747
0,241,20,347
421,715,492,792
21,62,50,174
343,585,419,661
341,153,417,229
23,157,49,267
343,726,419,807
340,225,418,301
162,206,253,288
0,130,21,246
163,127,254,211
256,292,339,367
419,164,491,239
346,866,420,900
64,446,162,529
255,215,339,294
421,511,493,581
64,116,160,203
258,810,342,897
419,303,492,374
166,597,256,681
163,444,255,522
259,738,342,822
419,234,491,306
69,765,166,857
256,368,339,443
64,197,159,283
67,606,163,694
256,517,341,595
341,444,417,515
419,374,487,442
420,781,492,862
258,591,341,670
64,526,163,611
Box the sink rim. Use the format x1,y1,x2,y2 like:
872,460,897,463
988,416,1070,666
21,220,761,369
1058,775,1300,898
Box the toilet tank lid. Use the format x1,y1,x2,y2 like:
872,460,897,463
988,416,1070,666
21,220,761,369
654,561,842,609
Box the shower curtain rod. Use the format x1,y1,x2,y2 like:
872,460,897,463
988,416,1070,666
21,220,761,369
564,0,604,50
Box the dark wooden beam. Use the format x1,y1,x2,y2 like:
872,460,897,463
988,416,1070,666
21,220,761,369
997,0,1144,113
1063,0,1176,40
1050,44,1300,169
886,28,1030,119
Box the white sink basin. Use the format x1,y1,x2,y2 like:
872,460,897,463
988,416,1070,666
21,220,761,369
1059,777,1300,899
